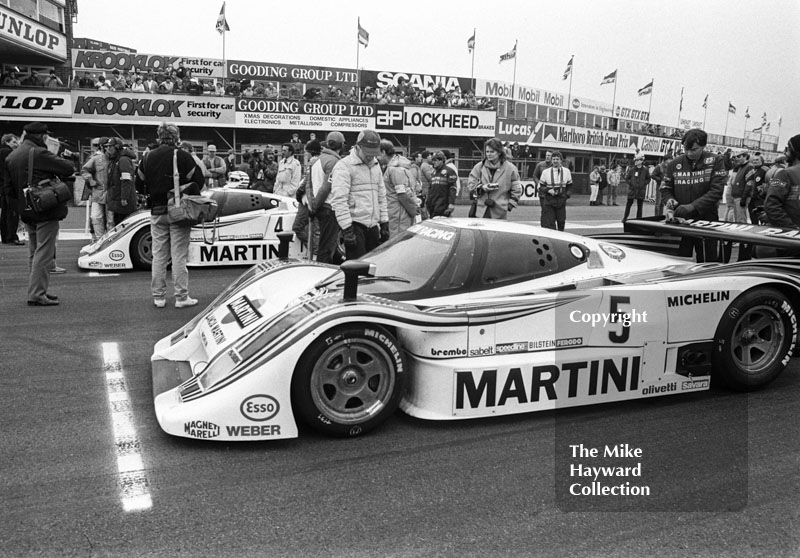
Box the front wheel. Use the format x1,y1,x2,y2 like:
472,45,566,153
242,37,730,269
291,325,406,437
130,227,152,270
712,288,797,391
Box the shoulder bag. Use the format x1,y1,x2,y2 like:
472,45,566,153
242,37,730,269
167,149,218,226
24,148,72,214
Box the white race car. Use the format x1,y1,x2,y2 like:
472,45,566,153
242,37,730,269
151,218,800,441
78,188,302,270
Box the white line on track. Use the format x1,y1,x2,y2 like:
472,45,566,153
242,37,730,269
102,342,153,512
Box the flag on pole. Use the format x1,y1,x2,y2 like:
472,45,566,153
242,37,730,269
637,79,653,96
600,70,617,85
562,56,573,80
216,2,230,34
467,31,475,53
357,19,369,47
679,88,683,112
499,42,517,63
745,107,750,119
765,122,771,132
728,102,736,115
752,125,763,134
761,112,767,125
702,94,708,109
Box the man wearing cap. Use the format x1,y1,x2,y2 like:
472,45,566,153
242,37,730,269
4,122,75,305
427,151,458,218
622,155,650,222
203,145,226,189
308,131,346,263
80,136,113,241
135,122,205,308
105,138,138,225
764,135,800,229
329,129,389,260
662,128,726,262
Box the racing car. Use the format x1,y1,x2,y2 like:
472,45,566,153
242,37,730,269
78,188,302,270
151,218,800,441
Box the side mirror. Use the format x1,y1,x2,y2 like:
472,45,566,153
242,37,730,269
340,260,376,301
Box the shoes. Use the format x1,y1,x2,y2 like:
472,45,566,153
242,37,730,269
613,203,619,206
3,240,25,246
45,293,58,301
50,266,67,274
175,297,198,308
153,298,166,308
28,297,59,306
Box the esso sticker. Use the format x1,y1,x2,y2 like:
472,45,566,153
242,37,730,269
109,250,125,261
240,394,280,422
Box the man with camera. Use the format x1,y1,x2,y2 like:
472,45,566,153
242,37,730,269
537,150,572,231
3,122,75,306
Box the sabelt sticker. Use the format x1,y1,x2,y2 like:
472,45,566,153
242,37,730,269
599,243,626,261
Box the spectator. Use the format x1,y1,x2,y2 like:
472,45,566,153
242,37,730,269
186,77,203,96
96,75,111,91
329,129,389,260
662,128,726,262
4,122,74,306
21,71,42,87
293,139,322,249
379,139,419,237
274,144,301,198
537,150,572,231
597,165,608,204
418,150,433,211
606,164,621,206
533,150,553,183
265,82,277,98
0,133,23,245
110,70,127,91
729,150,751,223
408,151,423,201
746,152,770,224
467,137,522,219
764,134,800,229
203,144,226,189
426,151,457,218
442,149,460,195
622,155,650,222
308,132,345,263
131,76,146,92
104,137,138,225
44,71,63,88
179,141,210,185
4,70,22,86
78,72,94,89
765,155,787,184
588,165,600,206
135,123,205,308
649,150,673,215
80,136,113,240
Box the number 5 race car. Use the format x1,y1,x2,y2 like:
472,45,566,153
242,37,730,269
151,218,800,441
78,188,302,271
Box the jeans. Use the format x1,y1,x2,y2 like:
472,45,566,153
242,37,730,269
606,186,617,205
345,222,380,260
25,219,59,301
315,206,341,264
622,198,644,221
540,204,566,231
150,213,191,300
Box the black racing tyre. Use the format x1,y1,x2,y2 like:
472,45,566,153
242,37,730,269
130,227,153,270
291,325,407,437
712,288,797,391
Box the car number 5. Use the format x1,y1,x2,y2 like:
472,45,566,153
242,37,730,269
609,295,631,343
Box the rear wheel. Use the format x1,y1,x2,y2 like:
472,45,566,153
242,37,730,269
130,227,153,270
712,288,797,391
292,325,406,437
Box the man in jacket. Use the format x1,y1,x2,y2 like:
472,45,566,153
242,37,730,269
274,144,301,198
764,135,800,229
622,155,650,222
308,132,344,264
104,137,138,225
329,129,389,260
0,133,23,245
662,128,726,262
745,152,770,224
728,150,751,223
4,122,75,306
203,144,227,189
427,151,458,218
80,136,113,241
537,151,572,231
379,139,419,237
135,122,205,308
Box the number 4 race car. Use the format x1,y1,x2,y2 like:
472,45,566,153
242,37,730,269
151,218,800,441
78,188,303,271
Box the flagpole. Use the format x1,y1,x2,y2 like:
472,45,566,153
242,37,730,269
566,55,574,120
724,107,730,137
703,105,708,129
647,78,653,120
511,40,517,116
356,18,361,103
611,72,617,117
470,28,475,87
222,23,226,88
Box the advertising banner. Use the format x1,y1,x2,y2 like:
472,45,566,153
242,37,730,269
0,4,67,61
71,91,236,126
234,99,374,131
362,70,472,93
0,91,72,119
374,105,495,137
475,79,567,108
72,49,225,78
228,60,358,86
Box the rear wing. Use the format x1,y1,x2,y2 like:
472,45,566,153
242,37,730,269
591,216,800,261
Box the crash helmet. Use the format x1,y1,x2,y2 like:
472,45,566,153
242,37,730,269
227,170,250,188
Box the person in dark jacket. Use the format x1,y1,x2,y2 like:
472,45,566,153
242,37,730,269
764,134,800,229
4,122,75,305
105,137,138,225
426,151,457,218
135,122,205,309
308,132,345,264
0,133,23,245
622,155,650,221
662,128,726,262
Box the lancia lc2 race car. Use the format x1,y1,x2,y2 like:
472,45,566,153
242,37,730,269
78,188,302,271
151,218,800,441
